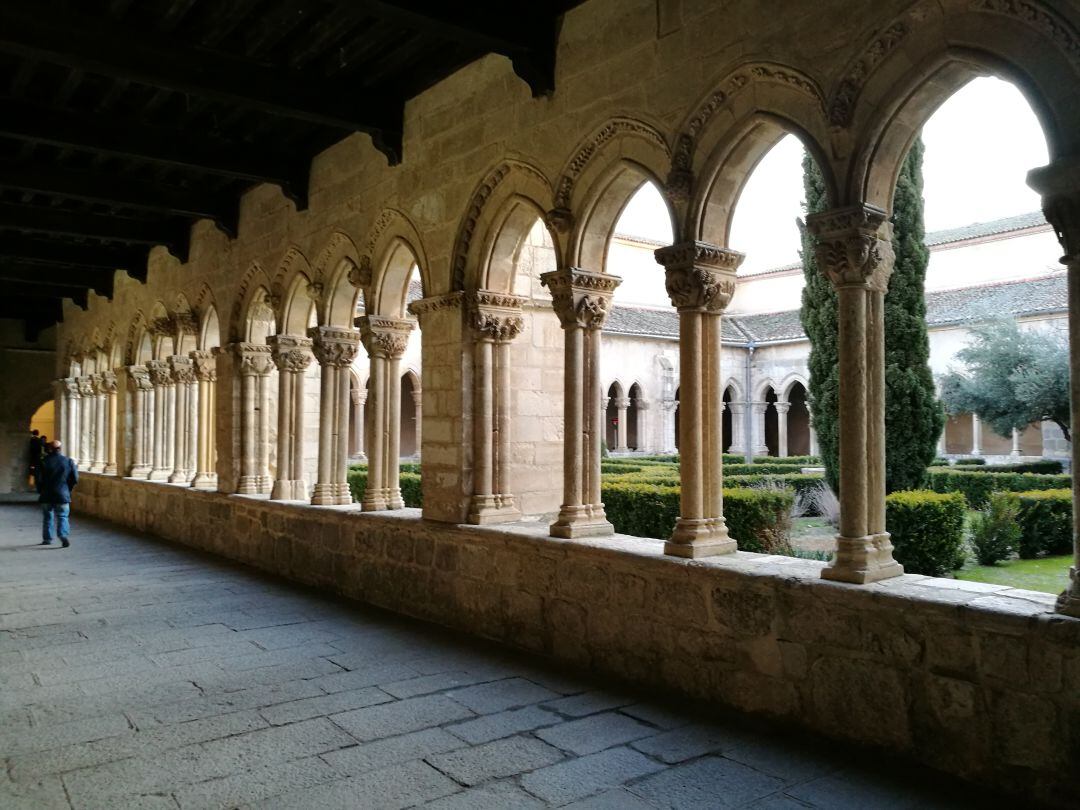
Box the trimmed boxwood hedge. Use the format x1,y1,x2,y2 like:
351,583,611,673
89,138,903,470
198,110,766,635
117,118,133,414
885,490,966,576
346,466,423,507
601,482,794,552
996,489,1072,559
925,468,1071,508
950,460,1063,475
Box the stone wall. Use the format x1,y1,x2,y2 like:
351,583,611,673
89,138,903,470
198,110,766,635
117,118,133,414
73,473,1080,807
0,323,56,493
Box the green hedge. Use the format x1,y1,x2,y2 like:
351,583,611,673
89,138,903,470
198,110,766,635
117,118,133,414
346,468,423,508
601,482,794,553
955,457,986,465
998,489,1072,559
949,460,1064,475
724,463,811,476
724,473,825,501
885,490,966,576
925,469,1071,508
720,454,819,466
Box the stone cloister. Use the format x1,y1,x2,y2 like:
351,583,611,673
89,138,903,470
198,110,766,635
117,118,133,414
16,1,1080,803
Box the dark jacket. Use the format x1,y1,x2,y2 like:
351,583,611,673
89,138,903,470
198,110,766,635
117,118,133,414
36,452,78,504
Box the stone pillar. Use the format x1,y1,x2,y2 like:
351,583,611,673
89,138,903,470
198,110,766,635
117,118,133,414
88,375,106,472
100,372,119,475
613,397,630,452
971,413,983,456
126,366,152,478
1011,427,1022,457
807,204,903,584
357,317,412,510
775,401,791,458
634,397,649,452
269,335,314,501
661,399,677,453
655,242,741,557
727,403,746,454
310,326,362,506
1028,167,1080,616
59,378,79,461
168,356,195,483
145,361,171,480
191,351,218,490
937,431,946,457
467,292,525,524
751,401,769,456
809,422,819,456
231,343,273,495
541,268,621,538
351,387,366,460
411,388,423,458
77,376,95,470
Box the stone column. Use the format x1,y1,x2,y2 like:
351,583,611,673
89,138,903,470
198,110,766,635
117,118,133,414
467,292,525,524
937,431,946,457
655,242,741,557
351,387,366,460
126,366,152,477
76,376,95,469
59,378,79,461
750,401,769,456
231,343,273,495
809,422,819,456
1027,168,1080,616
634,397,649,452
660,399,677,453
269,335,314,501
1011,427,1022,457
541,268,621,538
727,403,746,454
145,361,172,480
88,375,106,472
807,204,902,583
357,317,412,510
100,372,119,475
775,401,791,458
971,413,983,456
168,356,196,483
191,351,218,490
310,326,362,506
613,397,630,452
411,388,423,458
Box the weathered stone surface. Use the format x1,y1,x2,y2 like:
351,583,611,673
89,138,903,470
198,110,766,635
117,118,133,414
427,734,565,785
519,747,665,805
535,711,658,756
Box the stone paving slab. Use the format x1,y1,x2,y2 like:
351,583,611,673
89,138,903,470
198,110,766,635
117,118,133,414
0,504,1018,808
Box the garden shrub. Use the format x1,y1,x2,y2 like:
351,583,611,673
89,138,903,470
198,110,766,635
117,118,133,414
950,460,1063,475
345,466,422,508
932,457,950,466
724,473,825,503
601,482,794,552
885,490,966,576
955,457,985,465
724,463,807,476
968,492,1020,566
1009,489,1072,559
925,469,1071,508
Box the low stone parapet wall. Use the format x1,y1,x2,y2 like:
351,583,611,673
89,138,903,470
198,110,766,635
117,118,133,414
73,474,1079,806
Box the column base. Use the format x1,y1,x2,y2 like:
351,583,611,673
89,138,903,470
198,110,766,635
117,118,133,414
311,483,336,505
148,468,171,481
1055,568,1080,617
821,533,904,584
550,504,614,538
468,494,520,525
168,470,188,484
271,479,307,501
128,465,151,479
237,475,261,495
362,486,388,511
191,473,217,490
103,464,117,476
334,483,353,506
89,462,106,474
666,518,736,558
387,488,404,510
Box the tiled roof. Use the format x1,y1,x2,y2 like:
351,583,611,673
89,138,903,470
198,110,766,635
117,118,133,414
603,272,1067,344
924,210,1048,247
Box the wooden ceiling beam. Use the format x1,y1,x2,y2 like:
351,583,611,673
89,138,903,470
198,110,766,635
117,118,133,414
1,279,90,309
0,235,150,280
0,202,188,248
0,260,115,297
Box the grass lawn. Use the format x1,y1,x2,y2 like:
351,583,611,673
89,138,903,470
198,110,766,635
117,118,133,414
956,555,1072,594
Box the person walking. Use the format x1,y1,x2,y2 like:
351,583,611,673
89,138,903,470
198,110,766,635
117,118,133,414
37,439,78,548
27,429,43,486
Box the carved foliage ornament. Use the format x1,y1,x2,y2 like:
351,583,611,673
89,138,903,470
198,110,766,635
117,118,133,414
828,22,908,126
540,268,620,330
191,351,218,382
99,372,118,394
359,316,412,360
806,205,894,289
232,343,273,377
309,326,362,368
76,376,96,397
554,119,670,211
973,0,1080,67
1040,192,1080,262
655,242,742,312
269,335,314,374
469,291,526,342
169,357,197,385
146,361,174,387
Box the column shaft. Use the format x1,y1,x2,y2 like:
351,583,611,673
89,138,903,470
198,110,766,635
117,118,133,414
495,339,513,504
472,338,494,506
310,326,362,506
386,355,404,508
364,356,387,510
971,414,983,455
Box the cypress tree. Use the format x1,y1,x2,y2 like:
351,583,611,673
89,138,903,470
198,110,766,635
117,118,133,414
800,137,942,493
798,153,840,491
884,136,944,491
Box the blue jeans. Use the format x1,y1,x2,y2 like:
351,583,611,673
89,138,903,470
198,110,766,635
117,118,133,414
42,503,70,542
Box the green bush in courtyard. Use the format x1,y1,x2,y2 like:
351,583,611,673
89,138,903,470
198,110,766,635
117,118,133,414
968,492,1021,566
955,457,985,466
1009,489,1072,559
949,460,1063,475
924,468,1070,508
885,490,966,576
346,466,422,508
601,482,794,552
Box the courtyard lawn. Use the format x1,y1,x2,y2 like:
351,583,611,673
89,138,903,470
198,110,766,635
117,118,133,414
956,555,1071,594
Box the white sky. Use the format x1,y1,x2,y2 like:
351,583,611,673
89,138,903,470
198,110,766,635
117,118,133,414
613,76,1050,280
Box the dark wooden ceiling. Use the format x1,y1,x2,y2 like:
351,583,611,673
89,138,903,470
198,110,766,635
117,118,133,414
0,0,581,339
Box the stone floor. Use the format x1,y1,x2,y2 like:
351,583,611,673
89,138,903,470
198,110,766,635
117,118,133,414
0,503,1013,810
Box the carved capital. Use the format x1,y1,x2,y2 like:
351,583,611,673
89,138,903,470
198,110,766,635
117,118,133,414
348,257,372,290
544,207,574,234
127,365,153,392
230,343,274,377
99,371,118,394
168,355,196,385
306,281,324,301
407,292,464,319
190,350,217,382
613,397,631,409
806,204,894,290
1029,161,1080,263
540,267,621,330
358,316,413,360
351,388,367,406
146,360,174,387
655,241,742,312
469,290,526,343
309,325,362,367
269,334,315,373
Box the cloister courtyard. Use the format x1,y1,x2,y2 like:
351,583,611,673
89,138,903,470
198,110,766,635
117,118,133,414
2,0,1080,807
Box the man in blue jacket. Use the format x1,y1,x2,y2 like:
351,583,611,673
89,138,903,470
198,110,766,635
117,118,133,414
37,440,78,548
